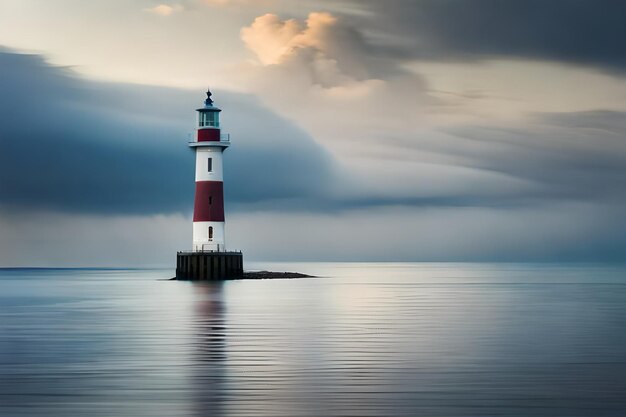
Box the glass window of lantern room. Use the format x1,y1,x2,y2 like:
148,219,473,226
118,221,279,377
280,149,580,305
199,111,219,127
209,112,219,127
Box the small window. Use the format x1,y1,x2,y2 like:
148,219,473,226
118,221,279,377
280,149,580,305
207,158,213,172
209,196,213,204
208,226,213,240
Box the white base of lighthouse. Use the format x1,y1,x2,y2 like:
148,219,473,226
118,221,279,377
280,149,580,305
193,221,226,252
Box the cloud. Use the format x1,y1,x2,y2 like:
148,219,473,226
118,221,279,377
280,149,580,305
2,50,609,209
241,12,347,66
437,111,626,204
2,42,626,263
342,0,626,74
241,12,391,87
235,12,626,211
0,49,335,215
0,208,189,267
3,199,626,266
201,0,247,6
144,4,184,16
241,13,303,65
237,12,436,158
229,202,626,262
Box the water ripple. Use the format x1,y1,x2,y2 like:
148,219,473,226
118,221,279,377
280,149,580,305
1,264,626,416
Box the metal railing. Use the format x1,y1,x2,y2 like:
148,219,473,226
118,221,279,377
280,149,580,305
177,249,243,254
186,132,231,143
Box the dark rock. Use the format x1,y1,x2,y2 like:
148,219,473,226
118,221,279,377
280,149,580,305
237,271,316,280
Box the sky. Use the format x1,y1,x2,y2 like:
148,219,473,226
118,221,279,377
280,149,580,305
1,0,626,266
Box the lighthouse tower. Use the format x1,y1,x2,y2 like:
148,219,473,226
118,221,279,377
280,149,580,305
176,89,243,280
191,89,229,252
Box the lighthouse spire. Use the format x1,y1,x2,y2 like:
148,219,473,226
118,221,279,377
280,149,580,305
205,87,213,106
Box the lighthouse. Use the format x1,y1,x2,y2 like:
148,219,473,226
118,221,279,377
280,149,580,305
176,89,243,280
191,89,228,252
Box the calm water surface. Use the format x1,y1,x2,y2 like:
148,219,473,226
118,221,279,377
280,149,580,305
1,263,626,416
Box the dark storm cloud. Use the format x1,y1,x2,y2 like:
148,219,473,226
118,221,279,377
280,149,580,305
434,113,626,204
350,108,626,212
537,110,626,133
0,50,335,215
1,49,625,222
349,0,626,73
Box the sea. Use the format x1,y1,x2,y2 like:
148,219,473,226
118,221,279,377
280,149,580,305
1,262,626,417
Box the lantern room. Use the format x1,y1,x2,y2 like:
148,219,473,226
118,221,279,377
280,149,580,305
197,89,221,128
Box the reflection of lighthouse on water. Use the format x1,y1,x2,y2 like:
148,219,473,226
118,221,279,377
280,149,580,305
190,283,227,417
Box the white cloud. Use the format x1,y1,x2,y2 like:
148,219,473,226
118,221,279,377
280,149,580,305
241,13,303,65
241,12,346,67
240,12,385,87
144,4,184,16
236,11,438,182
201,0,258,7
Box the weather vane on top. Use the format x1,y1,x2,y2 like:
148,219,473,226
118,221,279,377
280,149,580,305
205,88,213,106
